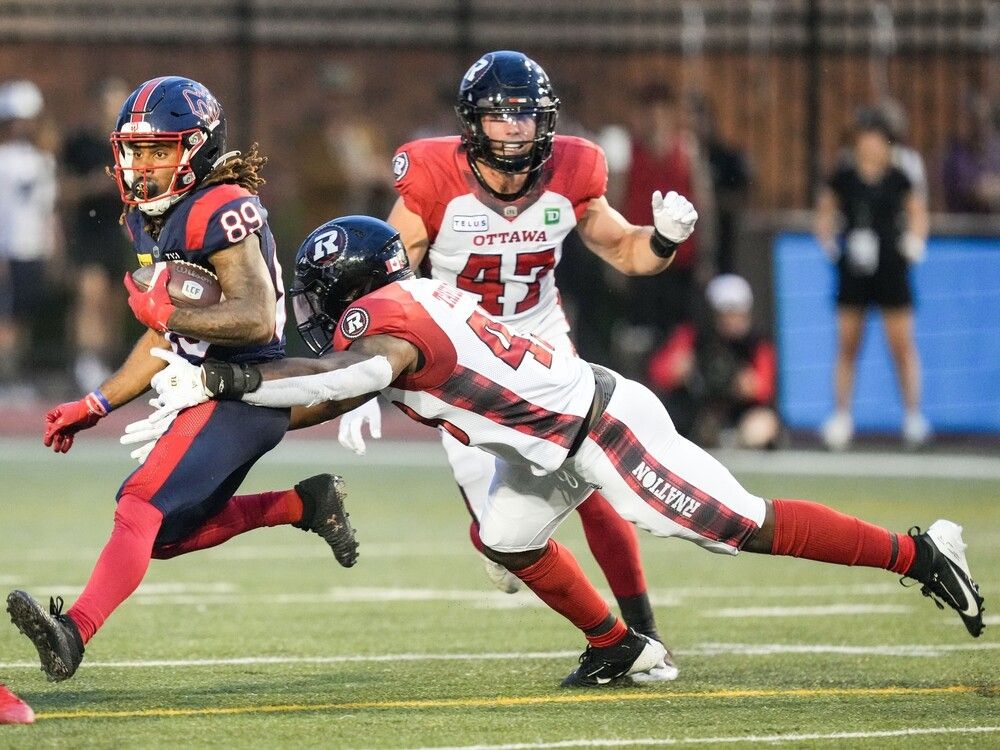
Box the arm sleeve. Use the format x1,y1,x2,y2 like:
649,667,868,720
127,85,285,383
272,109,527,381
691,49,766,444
243,356,394,408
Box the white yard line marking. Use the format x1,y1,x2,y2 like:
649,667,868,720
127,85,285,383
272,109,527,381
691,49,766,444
1,642,996,671
2,437,999,479
710,604,912,617
404,726,1000,750
0,583,934,610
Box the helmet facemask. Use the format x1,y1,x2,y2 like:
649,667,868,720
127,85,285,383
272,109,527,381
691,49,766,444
291,279,340,356
458,102,559,175
111,123,219,216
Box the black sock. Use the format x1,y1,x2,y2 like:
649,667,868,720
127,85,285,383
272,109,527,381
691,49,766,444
617,593,660,642
904,532,935,581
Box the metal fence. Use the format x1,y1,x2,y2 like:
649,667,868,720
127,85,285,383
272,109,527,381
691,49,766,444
1,0,995,212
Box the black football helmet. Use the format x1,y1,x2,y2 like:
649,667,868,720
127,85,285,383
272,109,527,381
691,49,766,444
291,216,413,355
111,76,227,216
456,51,560,182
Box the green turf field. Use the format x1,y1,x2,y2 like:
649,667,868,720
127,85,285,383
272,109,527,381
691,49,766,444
0,438,997,748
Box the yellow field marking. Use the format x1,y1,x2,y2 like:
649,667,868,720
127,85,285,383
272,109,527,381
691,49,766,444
35,685,993,721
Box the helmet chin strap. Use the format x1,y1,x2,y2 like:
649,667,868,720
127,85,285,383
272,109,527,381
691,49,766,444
467,154,539,201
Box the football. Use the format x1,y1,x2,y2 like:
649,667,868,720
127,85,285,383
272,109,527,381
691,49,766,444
131,260,223,308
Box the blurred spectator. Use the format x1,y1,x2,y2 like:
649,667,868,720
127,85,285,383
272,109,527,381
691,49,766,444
814,110,930,450
0,80,59,396
60,77,133,392
688,93,751,275
293,70,395,237
941,92,1000,213
875,99,928,200
613,83,715,376
408,79,460,141
646,274,780,449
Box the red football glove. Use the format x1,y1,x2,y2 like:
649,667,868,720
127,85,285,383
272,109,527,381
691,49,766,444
43,393,108,453
123,266,176,333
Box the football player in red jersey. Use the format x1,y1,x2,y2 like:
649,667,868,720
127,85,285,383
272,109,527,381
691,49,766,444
336,51,695,681
7,77,358,684
131,216,984,687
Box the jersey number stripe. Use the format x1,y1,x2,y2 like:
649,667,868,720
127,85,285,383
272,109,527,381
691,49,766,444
467,309,554,370
455,248,556,316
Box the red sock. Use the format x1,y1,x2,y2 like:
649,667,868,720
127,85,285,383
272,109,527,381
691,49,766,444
512,540,623,645
468,520,485,553
153,489,303,559
68,495,163,644
577,492,647,599
771,499,915,574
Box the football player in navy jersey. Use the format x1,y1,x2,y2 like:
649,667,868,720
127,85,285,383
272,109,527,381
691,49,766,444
6,77,358,683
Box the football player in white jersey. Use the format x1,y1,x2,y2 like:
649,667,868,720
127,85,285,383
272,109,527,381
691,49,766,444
338,51,696,674
129,216,984,687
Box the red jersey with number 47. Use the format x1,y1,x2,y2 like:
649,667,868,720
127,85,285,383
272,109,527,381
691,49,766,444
392,135,607,343
332,278,595,474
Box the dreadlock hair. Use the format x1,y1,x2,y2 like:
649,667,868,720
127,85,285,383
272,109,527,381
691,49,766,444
201,142,267,193
119,143,269,237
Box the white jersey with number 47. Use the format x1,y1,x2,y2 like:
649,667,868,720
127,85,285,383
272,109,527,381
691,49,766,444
332,277,596,474
392,135,607,343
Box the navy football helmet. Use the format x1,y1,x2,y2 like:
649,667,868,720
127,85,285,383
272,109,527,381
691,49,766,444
111,76,227,216
291,216,413,355
456,51,560,179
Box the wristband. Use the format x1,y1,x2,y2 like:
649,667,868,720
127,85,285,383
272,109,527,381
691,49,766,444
202,360,263,400
85,390,112,416
650,230,679,260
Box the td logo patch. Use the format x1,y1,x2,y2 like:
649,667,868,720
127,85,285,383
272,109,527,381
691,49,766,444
339,308,370,340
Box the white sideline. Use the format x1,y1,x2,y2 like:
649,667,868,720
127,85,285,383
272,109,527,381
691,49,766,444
0,642,997,671
403,726,1000,750
3,437,1000,479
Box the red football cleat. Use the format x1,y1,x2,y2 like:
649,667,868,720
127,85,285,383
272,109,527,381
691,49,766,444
0,683,34,724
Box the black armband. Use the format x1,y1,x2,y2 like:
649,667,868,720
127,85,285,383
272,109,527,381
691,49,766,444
201,360,263,400
650,229,680,260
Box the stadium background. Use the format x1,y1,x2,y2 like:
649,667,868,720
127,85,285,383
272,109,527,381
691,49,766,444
0,0,997,434
0,2,998,745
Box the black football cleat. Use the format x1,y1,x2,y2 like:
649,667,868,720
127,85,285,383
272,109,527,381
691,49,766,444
561,628,667,687
294,474,359,567
906,520,984,637
6,591,85,682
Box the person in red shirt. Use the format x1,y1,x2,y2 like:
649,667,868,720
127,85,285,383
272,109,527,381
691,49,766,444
647,274,780,448
619,84,714,341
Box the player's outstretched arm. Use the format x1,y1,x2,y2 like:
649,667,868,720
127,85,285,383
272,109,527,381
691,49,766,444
576,191,697,276
44,328,171,453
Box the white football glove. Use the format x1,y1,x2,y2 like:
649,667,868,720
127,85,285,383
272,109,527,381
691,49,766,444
120,397,179,463
148,347,211,412
338,397,382,456
651,190,698,243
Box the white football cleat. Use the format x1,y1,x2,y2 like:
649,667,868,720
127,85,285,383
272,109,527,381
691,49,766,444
627,651,680,683
479,552,522,594
903,411,932,449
